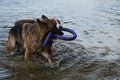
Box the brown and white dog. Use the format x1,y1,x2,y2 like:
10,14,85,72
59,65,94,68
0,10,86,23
7,15,63,63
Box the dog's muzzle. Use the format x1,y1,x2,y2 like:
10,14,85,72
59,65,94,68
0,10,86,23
49,27,64,35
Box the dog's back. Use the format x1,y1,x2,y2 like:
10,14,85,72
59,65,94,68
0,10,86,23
15,20,35,25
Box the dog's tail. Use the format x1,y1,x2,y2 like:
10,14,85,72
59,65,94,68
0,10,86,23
6,32,16,52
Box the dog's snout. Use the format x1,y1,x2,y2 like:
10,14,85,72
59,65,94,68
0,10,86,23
54,28,64,35
49,27,64,35
59,26,63,30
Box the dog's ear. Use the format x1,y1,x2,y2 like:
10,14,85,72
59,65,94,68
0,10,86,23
37,19,48,26
41,15,48,19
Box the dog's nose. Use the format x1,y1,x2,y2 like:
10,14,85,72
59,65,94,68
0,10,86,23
56,29,64,35
59,26,63,30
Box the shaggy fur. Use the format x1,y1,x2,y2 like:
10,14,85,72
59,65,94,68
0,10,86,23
7,15,63,63
7,19,36,53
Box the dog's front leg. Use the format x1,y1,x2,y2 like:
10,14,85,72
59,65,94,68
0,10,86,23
24,48,30,61
24,39,30,61
41,51,52,63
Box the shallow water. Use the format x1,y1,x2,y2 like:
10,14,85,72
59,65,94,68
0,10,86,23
0,0,120,80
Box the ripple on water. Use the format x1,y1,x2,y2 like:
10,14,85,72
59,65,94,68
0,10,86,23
0,66,11,80
1,0,120,79
0,39,90,80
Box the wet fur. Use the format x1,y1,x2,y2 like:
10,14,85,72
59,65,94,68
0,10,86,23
22,22,52,62
7,20,36,53
7,15,63,63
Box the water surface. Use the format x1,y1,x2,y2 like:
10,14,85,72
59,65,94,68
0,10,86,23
0,0,120,80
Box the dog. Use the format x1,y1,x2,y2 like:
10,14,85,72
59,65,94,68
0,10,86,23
7,15,63,63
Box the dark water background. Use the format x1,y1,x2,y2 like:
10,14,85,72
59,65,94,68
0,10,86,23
0,0,120,80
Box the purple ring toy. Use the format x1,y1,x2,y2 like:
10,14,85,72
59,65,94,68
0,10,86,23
43,27,77,47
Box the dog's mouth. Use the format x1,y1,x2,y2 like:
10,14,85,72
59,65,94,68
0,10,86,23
43,27,63,41
49,27,64,35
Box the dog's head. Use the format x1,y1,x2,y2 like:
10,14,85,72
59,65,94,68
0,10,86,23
36,15,64,36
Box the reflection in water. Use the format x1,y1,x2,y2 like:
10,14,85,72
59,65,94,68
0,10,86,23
0,0,120,79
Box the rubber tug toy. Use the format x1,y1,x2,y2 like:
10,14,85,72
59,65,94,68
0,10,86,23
43,27,77,47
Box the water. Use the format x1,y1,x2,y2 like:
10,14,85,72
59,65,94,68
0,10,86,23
0,0,120,80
